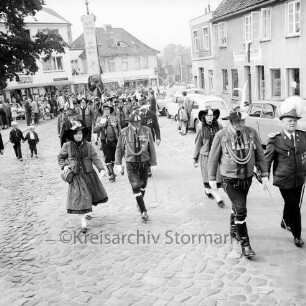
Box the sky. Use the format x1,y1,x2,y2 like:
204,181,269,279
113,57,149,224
44,0,209,52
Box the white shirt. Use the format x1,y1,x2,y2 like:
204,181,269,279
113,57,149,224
284,130,295,145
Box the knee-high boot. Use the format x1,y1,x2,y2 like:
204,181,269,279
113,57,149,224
230,213,240,241
236,222,255,257
106,163,116,182
135,194,146,213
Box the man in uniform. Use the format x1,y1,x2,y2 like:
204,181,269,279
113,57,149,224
265,96,305,248
208,106,268,258
115,109,157,221
96,102,120,182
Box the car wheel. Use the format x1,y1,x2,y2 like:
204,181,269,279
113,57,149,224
166,109,171,118
161,108,166,116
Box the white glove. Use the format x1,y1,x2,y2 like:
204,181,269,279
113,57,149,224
261,177,269,190
63,165,70,171
193,160,198,168
116,165,123,172
209,180,217,191
99,170,106,179
156,139,161,146
151,166,157,172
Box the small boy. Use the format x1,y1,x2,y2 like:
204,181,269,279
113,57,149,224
9,121,25,161
24,125,39,158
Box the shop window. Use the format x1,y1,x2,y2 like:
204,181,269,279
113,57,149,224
271,69,281,97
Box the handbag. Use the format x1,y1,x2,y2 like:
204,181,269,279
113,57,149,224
61,166,75,184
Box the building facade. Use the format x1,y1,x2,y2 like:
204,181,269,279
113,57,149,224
70,24,159,92
0,7,73,102
189,0,223,94
191,0,305,106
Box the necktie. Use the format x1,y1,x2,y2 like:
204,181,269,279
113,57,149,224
291,134,295,146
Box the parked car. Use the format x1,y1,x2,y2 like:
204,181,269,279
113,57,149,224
16,104,26,120
190,95,229,130
245,101,306,146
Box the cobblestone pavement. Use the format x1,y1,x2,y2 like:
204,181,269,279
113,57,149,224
0,116,305,306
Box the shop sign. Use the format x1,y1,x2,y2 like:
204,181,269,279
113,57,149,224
233,48,261,62
53,77,68,81
18,76,33,84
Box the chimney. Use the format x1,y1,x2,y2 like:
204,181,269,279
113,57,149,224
103,24,112,33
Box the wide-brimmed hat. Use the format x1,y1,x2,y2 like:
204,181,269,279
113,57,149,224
198,108,220,120
278,96,303,120
222,106,248,121
62,120,89,142
102,102,114,113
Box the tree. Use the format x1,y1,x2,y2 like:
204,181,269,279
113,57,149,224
0,0,68,90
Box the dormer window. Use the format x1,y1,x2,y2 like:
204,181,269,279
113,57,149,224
112,41,127,47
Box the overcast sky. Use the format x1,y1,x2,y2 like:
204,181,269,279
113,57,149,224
44,0,207,51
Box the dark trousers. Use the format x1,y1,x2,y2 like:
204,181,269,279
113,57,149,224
29,140,37,156
26,113,31,126
101,140,117,164
222,177,253,243
126,162,149,213
34,113,39,124
84,126,92,142
280,185,303,239
54,109,58,117
13,142,22,159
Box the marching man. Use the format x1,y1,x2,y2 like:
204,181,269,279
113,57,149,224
208,106,268,258
265,96,305,248
115,109,157,221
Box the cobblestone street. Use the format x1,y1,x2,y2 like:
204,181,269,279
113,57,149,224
0,117,306,306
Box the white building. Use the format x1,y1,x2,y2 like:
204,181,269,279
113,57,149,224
70,24,159,92
0,7,73,102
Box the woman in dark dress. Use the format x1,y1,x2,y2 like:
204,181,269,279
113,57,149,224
58,120,108,232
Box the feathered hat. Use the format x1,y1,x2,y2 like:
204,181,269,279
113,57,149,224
278,96,304,120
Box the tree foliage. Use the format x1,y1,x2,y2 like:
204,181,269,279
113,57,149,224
0,0,68,90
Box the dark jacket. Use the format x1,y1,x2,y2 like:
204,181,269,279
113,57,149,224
9,128,25,143
208,126,268,180
77,106,94,127
141,109,161,142
265,130,306,189
24,131,39,144
24,101,32,114
58,140,104,174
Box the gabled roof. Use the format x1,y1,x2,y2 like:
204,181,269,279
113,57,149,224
70,27,159,57
24,7,71,24
213,0,277,21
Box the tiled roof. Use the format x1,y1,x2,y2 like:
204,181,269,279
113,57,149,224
70,27,159,57
213,0,275,20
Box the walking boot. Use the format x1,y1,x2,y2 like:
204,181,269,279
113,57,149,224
241,239,256,258
229,214,240,241
106,164,116,182
136,194,147,215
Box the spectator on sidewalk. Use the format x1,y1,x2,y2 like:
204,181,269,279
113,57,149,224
58,120,108,233
5,101,12,127
23,125,39,158
9,121,25,161
32,97,39,124
182,91,193,131
24,97,33,126
0,103,8,129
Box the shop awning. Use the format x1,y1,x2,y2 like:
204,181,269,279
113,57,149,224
5,80,74,90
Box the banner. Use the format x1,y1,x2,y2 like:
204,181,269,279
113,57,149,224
81,14,100,77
